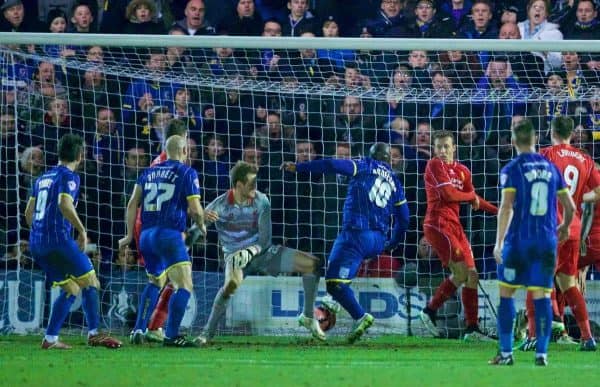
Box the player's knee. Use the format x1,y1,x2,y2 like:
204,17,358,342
223,279,240,296
466,270,479,287
76,272,100,290
61,280,80,297
451,267,468,284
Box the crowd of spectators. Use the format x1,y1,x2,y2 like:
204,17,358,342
2,0,600,280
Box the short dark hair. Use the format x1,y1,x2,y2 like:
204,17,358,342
58,133,85,162
165,119,188,138
432,130,455,144
551,116,574,139
230,160,259,187
511,118,535,146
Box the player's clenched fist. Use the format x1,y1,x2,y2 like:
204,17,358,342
226,245,260,269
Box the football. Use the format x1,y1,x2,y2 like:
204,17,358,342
314,305,336,331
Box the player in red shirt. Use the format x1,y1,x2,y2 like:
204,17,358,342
538,117,600,351
580,163,600,282
419,131,498,340
131,119,191,344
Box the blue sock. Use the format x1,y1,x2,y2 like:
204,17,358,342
81,287,100,333
165,288,191,339
497,297,515,354
46,290,76,336
134,283,160,332
327,282,364,320
534,297,552,356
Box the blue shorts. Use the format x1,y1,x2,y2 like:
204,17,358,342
325,229,386,282
140,227,189,278
497,239,557,290
30,238,94,286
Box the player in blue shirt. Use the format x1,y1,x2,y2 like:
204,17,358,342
283,142,409,343
491,119,575,366
25,134,121,349
119,135,205,347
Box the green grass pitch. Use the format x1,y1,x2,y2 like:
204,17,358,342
1,335,597,386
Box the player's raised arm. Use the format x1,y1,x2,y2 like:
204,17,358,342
281,158,356,176
557,189,576,242
119,184,142,249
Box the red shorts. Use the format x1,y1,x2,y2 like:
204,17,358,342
556,238,579,276
424,220,474,269
580,230,600,269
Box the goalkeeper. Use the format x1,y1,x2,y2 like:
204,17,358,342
195,161,325,344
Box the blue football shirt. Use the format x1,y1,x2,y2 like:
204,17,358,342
138,159,201,232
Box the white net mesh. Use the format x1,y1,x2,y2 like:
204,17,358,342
2,34,600,338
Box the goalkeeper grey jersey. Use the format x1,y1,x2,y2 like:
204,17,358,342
206,189,272,255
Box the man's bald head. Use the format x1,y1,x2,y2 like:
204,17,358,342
166,135,187,160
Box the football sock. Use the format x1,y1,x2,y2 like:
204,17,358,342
302,273,319,318
148,283,174,330
556,288,566,319
461,286,479,327
134,283,160,332
526,292,536,338
204,287,230,338
326,281,363,320
81,286,100,333
165,288,191,339
46,290,76,336
534,297,552,356
428,278,457,311
550,289,560,318
497,297,515,354
563,286,592,340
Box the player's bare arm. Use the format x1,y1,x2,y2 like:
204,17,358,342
187,197,207,237
119,184,142,249
24,197,35,228
557,190,576,242
58,193,87,251
494,190,515,264
582,185,600,203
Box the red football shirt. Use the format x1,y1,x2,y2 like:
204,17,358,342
424,157,475,226
541,144,600,237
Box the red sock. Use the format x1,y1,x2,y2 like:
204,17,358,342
461,287,479,327
526,292,536,338
147,283,174,331
550,289,561,319
563,286,592,340
428,278,458,311
556,289,566,319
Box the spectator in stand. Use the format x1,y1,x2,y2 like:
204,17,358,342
360,0,409,38
562,0,600,70
29,97,77,167
87,107,123,179
42,9,77,59
252,19,285,80
323,142,351,253
130,106,172,158
122,146,150,206
324,96,376,156
165,26,201,75
457,0,498,69
412,121,432,165
281,139,325,257
341,63,372,90
24,61,67,126
423,70,468,132
497,21,545,88
456,120,499,195
173,0,216,35
476,56,527,143
280,32,331,83
498,4,521,25
438,0,473,34
531,72,569,144
0,0,40,32
18,146,44,199
517,0,563,73
171,87,202,138
436,50,482,89
584,92,600,131
316,16,355,72
219,0,263,36
405,0,455,38
282,0,317,36
406,50,432,88
563,51,599,92
68,2,95,33
383,65,419,131
123,0,166,35
200,134,231,202
201,46,249,78
122,49,181,125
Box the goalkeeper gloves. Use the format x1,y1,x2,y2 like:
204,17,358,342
185,223,206,249
226,245,261,270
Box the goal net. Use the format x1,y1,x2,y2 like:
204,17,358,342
1,33,600,338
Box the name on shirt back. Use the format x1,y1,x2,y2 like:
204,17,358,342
372,167,397,192
524,169,552,182
557,148,585,163
38,178,53,189
146,168,179,183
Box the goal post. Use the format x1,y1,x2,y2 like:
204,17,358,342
1,33,600,338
